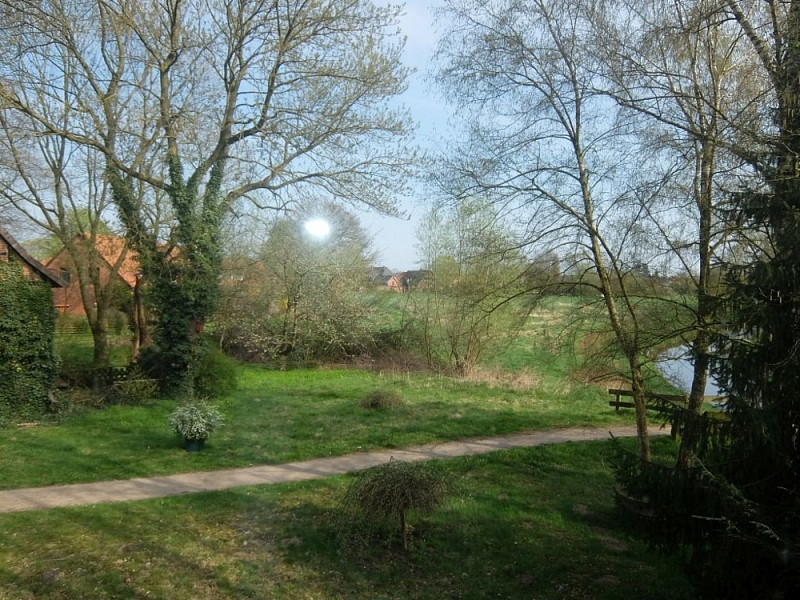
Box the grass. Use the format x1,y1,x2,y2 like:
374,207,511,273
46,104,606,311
55,332,132,370
0,364,636,490
0,438,693,600
1,296,653,490
0,298,697,597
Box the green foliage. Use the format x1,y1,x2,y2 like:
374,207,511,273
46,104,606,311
168,400,223,442
0,262,60,424
342,459,448,549
194,342,238,397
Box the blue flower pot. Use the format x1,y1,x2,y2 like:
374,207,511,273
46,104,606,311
183,438,206,452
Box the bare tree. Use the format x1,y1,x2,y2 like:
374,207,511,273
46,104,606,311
0,108,142,368
594,0,767,467
434,0,677,459
0,0,415,395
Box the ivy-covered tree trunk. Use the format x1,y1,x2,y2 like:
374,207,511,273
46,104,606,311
109,158,225,398
130,277,147,361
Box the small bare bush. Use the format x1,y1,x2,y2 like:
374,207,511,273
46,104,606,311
360,389,404,410
341,459,448,550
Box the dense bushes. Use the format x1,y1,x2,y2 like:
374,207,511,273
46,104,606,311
136,336,238,397
218,307,379,365
194,342,238,397
0,262,60,424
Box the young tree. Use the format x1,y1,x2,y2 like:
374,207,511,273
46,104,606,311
0,0,415,395
414,196,529,375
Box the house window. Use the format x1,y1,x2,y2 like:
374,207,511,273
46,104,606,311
59,267,71,283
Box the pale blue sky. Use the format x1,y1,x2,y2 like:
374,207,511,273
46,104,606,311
360,0,451,271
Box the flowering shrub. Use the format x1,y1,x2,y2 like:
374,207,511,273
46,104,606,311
167,401,223,441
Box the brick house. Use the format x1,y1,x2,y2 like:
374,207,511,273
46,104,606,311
45,234,140,316
386,270,431,292
0,224,66,288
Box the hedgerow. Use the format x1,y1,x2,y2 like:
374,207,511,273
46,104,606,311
0,262,60,424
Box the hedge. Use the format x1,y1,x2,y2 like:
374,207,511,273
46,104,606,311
0,261,60,424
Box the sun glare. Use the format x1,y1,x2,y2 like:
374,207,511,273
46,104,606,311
304,219,331,238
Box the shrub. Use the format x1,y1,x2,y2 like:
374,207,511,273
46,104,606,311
137,337,238,397
218,305,378,366
167,400,223,442
109,366,158,405
48,388,107,415
195,341,238,397
360,389,404,410
342,459,448,550
0,262,60,425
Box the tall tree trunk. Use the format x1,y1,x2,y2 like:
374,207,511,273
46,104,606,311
130,276,147,361
678,136,716,468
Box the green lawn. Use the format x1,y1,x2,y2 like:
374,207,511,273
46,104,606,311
0,298,698,598
0,364,636,490
0,438,694,600
55,332,132,370
0,301,694,600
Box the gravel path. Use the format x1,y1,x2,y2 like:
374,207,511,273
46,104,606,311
0,425,656,514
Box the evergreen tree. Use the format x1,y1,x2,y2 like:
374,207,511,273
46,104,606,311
706,1,800,593
613,2,800,596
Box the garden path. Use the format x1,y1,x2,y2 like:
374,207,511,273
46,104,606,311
0,425,663,514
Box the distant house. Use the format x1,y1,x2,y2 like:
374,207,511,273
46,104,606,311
386,270,431,292
45,234,140,315
369,265,395,285
0,224,66,288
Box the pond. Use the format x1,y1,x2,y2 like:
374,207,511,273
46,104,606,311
657,345,721,396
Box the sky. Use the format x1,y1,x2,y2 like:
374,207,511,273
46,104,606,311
358,0,450,272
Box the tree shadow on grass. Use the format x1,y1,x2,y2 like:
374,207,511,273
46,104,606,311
0,444,694,600
271,451,695,600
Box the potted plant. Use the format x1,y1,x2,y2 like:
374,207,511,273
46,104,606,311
168,400,223,451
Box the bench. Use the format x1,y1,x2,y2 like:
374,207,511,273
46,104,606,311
608,389,729,438
607,388,687,412
609,388,688,437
